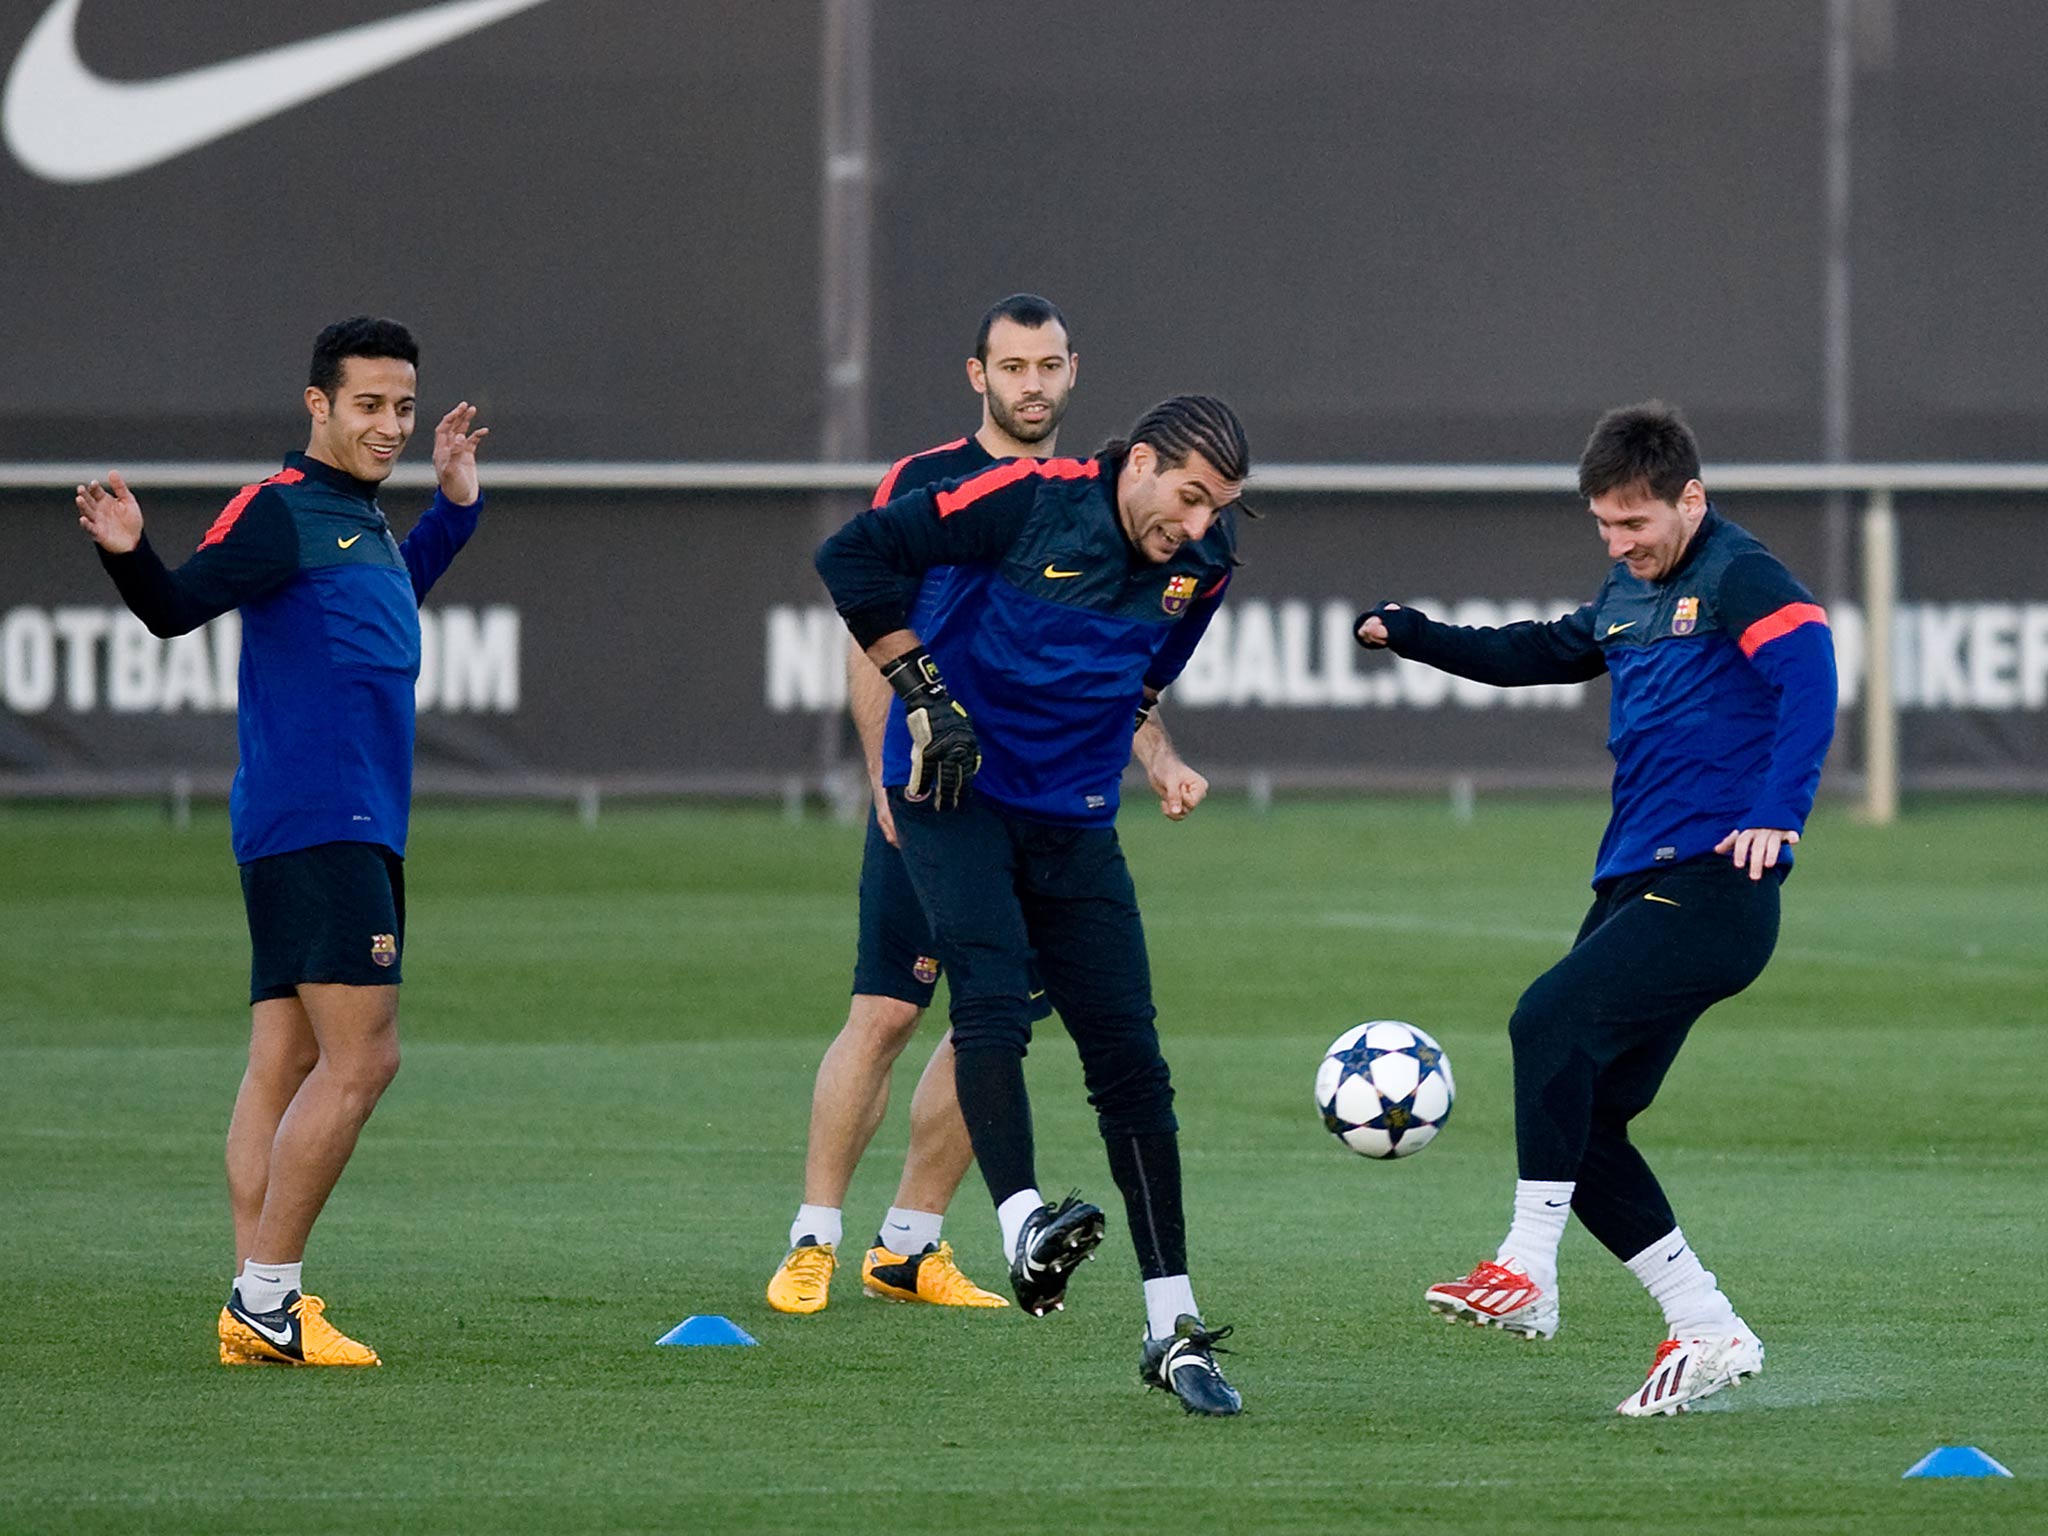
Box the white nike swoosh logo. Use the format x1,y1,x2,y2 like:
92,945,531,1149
4,0,553,184
239,1311,295,1346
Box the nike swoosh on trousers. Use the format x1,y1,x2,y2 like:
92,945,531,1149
3,0,553,184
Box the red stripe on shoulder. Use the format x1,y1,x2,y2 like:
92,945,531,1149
934,456,1098,517
1198,573,1229,599
871,438,971,508
1738,601,1828,657
198,467,304,549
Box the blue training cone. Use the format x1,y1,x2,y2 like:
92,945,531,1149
656,1314,758,1347
1903,1446,2013,1479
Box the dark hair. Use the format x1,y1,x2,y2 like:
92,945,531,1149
1107,394,1251,485
973,293,1069,362
1578,401,1700,503
309,316,420,398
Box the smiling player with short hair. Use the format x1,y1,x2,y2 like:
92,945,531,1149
76,315,488,1367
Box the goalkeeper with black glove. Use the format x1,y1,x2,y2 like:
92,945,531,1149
813,394,1254,1419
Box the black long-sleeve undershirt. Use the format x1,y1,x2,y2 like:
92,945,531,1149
1375,601,1609,686
97,489,299,638
815,468,1043,648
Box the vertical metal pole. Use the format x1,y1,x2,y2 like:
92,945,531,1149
815,0,874,779
1820,0,1855,614
819,0,873,467
1860,489,1898,824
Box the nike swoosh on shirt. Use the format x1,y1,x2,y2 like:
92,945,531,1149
1604,621,1637,637
4,0,553,184
337,532,364,548
1043,564,1082,579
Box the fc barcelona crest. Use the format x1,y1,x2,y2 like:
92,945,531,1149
1672,596,1699,636
1162,574,1199,615
370,933,398,968
913,955,940,985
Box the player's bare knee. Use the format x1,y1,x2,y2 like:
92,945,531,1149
367,1034,401,1092
323,1032,400,1108
248,1039,319,1092
844,993,923,1057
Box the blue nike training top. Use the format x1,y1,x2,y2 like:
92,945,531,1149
816,451,1235,826
98,451,481,863
1373,508,1836,884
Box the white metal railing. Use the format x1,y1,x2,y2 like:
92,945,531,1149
13,460,2048,824
9,460,2048,493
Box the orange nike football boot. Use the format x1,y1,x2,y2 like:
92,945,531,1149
219,1291,381,1366
862,1241,1009,1307
766,1239,837,1314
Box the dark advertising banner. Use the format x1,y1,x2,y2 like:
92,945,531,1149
7,489,2046,793
4,3,2048,464
0,0,825,462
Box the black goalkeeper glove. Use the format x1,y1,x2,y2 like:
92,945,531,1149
880,646,980,809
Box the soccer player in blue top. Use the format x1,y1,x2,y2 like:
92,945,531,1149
75,316,489,1367
1356,402,1837,1416
769,295,1212,1316
815,395,1251,1415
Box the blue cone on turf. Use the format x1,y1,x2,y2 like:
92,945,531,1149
1903,1446,2012,1479
656,1314,758,1346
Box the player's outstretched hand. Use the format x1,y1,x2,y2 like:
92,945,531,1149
1715,826,1798,881
75,471,143,554
881,646,980,810
433,401,490,506
1148,753,1208,821
1355,602,1416,649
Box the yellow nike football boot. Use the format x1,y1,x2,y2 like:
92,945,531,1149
766,1239,837,1314
218,1306,271,1365
219,1291,381,1366
862,1241,1009,1307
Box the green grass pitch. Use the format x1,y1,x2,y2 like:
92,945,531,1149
2,795,2043,1534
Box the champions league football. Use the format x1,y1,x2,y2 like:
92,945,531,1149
1315,1021,1456,1159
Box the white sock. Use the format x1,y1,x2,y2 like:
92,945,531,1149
790,1204,843,1250
1625,1228,1738,1339
878,1206,943,1256
997,1187,1046,1259
1496,1179,1574,1294
236,1259,301,1314
1143,1275,1200,1340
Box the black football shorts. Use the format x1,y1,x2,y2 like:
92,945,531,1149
854,805,1051,1019
240,840,405,1003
